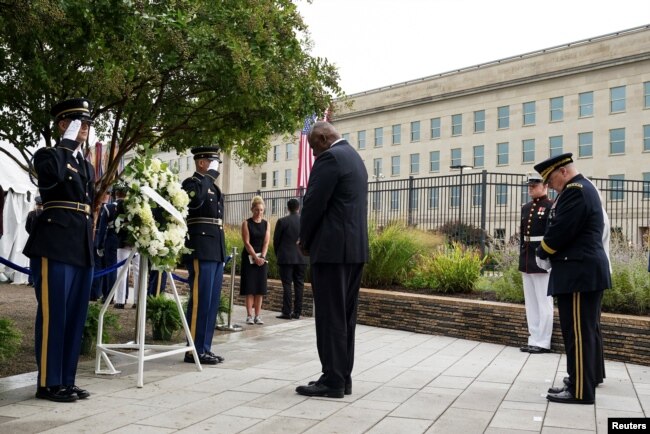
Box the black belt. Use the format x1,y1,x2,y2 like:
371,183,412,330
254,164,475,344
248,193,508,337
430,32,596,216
43,201,91,215
187,217,223,226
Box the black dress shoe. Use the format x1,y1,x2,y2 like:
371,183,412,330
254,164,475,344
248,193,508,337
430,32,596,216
547,385,568,394
519,345,530,352
291,313,301,319
66,385,90,399
35,386,78,403
114,303,125,309
296,383,344,398
527,346,551,354
308,380,351,395
184,353,218,365
546,390,594,404
276,314,292,320
206,351,225,362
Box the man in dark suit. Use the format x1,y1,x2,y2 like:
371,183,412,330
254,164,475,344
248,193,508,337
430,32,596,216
181,146,227,366
23,98,95,402
273,198,308,320
296,121,369,399
91,191,111,301
534,153,611,405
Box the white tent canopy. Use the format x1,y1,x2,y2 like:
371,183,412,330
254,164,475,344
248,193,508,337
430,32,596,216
0,141,38,284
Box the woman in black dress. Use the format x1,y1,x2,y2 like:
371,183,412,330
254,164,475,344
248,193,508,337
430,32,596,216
240,196,270,324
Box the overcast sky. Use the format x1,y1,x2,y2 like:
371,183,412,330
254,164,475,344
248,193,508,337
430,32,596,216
296,0,648,94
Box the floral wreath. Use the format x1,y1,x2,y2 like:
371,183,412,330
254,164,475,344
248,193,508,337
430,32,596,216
115,147,191,271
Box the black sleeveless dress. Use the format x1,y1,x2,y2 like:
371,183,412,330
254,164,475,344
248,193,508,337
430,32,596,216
239,218,268,295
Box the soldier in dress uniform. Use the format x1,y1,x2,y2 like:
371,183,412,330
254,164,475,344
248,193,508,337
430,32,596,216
23,98,95,402
519,172,554,354
95,189,119,303
534,152,611,405
181,146,227,365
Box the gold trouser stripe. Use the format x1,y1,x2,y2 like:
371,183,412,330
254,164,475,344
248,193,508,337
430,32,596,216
573,293,584,399
40,258,49,387
154,275,162,296
190,259,199,341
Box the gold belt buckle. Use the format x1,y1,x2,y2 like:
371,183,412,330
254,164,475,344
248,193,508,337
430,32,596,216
215,218,223,226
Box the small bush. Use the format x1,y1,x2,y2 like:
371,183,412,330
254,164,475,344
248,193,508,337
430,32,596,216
603,241,650,315
82,302,120,355
0,317,22,361
147,295,182,341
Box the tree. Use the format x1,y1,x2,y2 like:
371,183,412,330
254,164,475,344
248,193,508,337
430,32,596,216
0,0,341,206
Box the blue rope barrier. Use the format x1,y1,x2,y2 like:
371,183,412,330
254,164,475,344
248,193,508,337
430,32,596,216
0,255,31,275
93,259,128,278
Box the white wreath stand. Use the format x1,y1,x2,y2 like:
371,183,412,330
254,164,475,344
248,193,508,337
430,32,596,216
94,250,202,387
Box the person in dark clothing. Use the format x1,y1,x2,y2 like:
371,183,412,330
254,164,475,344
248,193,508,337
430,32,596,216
25,196,43,287
91,192,111,301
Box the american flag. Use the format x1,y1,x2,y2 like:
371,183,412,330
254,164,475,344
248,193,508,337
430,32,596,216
296,114,318,193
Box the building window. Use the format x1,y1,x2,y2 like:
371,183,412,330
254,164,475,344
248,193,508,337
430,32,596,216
522,101,536,126
473,145,484,168
409,153,420,174
372,190,381,211
392,124,401,145
550,96,564,122
260,172,267,188
390,190,400,210
430,117,441,139
187,156,192,169
272,170,278,187
409,189,419,210
472,184,482,207
578,132,593,158
496,142,509,165
579,91,594,117
450,186,460,208
373,158,383,178
549,135,563,157
284,169,292,187
273,145,280,161
410,121,420,142
610,86,626,113
451,148,461,167
609,174,625,201
270,198,278,215
285,143,292,160
496,184,508,205
644,125,650,152
497,106,510,129
391,155,400,176
374,127,383,147
645,82,650,109
358,130,366,150
522,139,535,163
428,187,439,209
451,114,462,136
643,172,650,199
342,133,350,141
474,110,485,133
609,128,625,154
429,151,440,172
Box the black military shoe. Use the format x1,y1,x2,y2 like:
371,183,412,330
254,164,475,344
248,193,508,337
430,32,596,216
184,352,218,365
291,313,301,319
519,345,531,352
206,351,225,363
66,385,90,399
546,389,594,404
276,314,292,320
296,383,344,398
35,386,78,403
527,346,551,354
308,380,351,395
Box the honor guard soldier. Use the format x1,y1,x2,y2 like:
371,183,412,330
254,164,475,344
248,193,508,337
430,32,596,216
534,153,611,405
519,172,554,354
23,98,95,402
95,189,119,303
182,146,227,365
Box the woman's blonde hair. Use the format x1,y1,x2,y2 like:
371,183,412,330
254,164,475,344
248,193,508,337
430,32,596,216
250,195,265,210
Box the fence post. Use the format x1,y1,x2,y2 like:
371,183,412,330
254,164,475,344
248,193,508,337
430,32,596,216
480,170,488,257
407,176,414,226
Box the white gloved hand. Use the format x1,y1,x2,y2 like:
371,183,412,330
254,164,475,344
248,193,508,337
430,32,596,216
208,159,220,172
535,256,552,271
63,119,82,142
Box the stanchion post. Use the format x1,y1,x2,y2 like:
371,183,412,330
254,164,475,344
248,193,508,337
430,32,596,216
217,246,243,331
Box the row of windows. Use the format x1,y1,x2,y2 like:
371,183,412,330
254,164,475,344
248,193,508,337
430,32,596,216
260,169,293,188
342,82,650,149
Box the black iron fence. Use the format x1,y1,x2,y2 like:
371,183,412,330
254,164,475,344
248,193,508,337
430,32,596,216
224,171,650,254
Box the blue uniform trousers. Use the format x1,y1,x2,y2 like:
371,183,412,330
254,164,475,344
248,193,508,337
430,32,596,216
148,269,168,296
32,257,92,387
185,259,223,354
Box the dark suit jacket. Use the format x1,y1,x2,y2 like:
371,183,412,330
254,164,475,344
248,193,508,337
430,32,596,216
300,139,369,264
273,213,307,265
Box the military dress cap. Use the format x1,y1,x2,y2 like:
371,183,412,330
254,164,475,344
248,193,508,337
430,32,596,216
50,98,93,123
534,152,573,183
525,172,544,184
191,146,221,161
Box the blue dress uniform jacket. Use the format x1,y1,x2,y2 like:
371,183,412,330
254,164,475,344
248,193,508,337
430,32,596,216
518,196,552,274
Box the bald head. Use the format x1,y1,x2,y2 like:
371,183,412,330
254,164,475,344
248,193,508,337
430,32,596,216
308,121,341,157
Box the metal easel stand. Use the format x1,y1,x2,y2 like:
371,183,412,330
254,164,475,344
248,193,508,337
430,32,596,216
216,246,243,332
95,252,202,387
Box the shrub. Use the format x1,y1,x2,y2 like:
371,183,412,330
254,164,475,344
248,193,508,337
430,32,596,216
0,317,22,362
478,241,525,302
603,241,650,315
82,302,120,355
147,294,183,341
437,221,489,247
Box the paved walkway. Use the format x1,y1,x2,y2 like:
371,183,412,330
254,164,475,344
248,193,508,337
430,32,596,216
0,305,648,433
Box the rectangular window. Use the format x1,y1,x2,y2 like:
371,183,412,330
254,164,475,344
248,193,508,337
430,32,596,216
474,110,485,133
260,172,267,188
390,190,400,210
496,184,508,205
450,186,460,208
429,151,440,172
392,124,401,145
428,187,439,209
273,145,280,161
271,199,278,215
451,114,462,136
644,125,650,152
342,133,350,141
578,132,593,158
409,189,419,210
645,82,650,109
522,139,535,163
430,117,441,139
374,127,383,147
272,170,278,187
373,158,383,178
643,172,650,199
357,130,366,150
496,142,509,165
372,190,381,211
409,153,420,174
473,145,484,168
497,106,510,129
284,169,292,187
610,128,625,154
549,135,563,157
610,86,626,113
472,184,482,207
522,101,536,126
609,174,625,200
391,155,401,176
410,121,420,142
579,91,594,117
285,143,292,160
550,96,564,122
450,148,461,167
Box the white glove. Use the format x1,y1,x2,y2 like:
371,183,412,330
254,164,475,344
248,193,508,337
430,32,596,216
63,119,82,142
208,159,220,172
535,256,552,271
